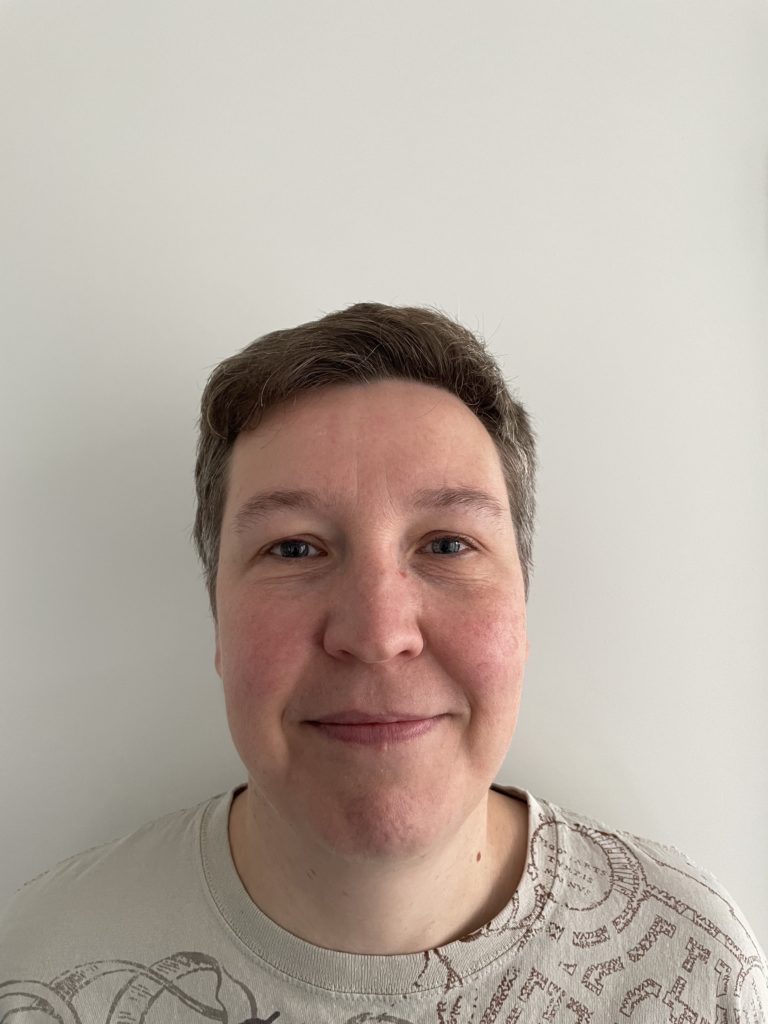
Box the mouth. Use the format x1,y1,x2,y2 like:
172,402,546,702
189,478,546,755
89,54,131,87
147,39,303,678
306,713,447,746
311,711,438,725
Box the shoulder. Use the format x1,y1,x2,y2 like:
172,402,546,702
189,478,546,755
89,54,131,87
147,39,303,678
6,793,211,901
530,791,768,1014
552,797,754,928
0,789,226,970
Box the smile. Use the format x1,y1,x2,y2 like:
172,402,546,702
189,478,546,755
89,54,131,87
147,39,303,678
307,716,445,746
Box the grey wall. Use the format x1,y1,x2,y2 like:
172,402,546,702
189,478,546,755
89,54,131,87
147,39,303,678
2,0,766,945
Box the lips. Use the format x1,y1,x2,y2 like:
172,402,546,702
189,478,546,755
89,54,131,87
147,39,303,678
310,710,436,725
307,713,446,746
309,712,438,729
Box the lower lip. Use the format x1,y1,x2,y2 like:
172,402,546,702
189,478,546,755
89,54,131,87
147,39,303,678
309,717,444,746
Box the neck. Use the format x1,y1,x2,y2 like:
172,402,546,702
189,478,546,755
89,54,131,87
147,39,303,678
228,783,528,955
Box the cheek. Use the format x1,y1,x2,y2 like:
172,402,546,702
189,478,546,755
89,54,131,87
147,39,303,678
218,600,310,707
449,601,528,708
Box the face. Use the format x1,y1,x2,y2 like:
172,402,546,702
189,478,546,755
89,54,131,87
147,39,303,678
214,379,530,861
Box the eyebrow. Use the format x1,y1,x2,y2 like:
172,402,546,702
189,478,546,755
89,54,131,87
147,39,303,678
231,486,508,534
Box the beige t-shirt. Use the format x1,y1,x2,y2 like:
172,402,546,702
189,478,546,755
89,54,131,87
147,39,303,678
1,783,765,1023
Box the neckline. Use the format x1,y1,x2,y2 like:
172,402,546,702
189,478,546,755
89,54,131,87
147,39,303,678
200,782,567,995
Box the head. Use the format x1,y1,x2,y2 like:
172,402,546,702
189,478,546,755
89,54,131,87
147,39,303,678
192,303,538,860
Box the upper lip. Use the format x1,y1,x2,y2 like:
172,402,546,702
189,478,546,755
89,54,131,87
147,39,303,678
310,711,440,725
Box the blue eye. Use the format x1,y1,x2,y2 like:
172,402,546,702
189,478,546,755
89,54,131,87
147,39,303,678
428,536,471,555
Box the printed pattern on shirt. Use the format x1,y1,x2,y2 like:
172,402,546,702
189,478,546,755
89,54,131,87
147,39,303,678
1,801,765,1023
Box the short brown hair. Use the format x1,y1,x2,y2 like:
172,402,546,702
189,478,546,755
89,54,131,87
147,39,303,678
193,302,537,618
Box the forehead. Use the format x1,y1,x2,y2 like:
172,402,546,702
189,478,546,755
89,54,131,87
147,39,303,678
246,378,493,444
224,379,508,509
236,378,500,461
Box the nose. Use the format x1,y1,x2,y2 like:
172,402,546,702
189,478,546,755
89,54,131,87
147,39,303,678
322,554,424,664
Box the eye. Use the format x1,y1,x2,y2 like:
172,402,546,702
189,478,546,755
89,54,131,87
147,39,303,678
423,535,474,556
263,534,476,561
266,538,322,559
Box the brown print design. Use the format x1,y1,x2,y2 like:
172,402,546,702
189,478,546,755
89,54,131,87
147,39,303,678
2,810,765,1023
0,951,277,1024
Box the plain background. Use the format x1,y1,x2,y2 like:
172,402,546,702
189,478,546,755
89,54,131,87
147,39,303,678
1,0,766,947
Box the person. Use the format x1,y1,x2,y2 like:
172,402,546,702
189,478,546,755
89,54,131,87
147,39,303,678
0,302,765,1023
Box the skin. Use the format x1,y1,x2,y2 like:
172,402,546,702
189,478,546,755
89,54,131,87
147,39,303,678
214,378,531,954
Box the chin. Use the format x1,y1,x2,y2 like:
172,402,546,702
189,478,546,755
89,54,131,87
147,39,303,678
300,780,459,862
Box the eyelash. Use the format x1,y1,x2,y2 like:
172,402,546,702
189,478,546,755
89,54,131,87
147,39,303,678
264,534,477,560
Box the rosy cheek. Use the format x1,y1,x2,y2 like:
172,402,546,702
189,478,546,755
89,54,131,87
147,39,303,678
222,607,301,698
467,598,525,644
457,608,527,689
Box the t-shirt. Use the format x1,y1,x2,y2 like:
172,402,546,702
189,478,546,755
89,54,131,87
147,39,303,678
1,783,765,1023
